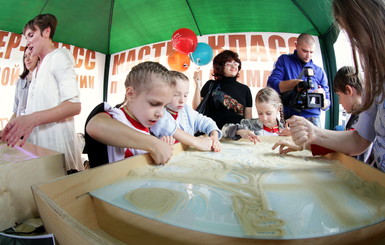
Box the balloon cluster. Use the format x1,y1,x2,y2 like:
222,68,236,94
168,28,213,72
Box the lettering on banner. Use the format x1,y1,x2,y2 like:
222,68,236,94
250,35,268,62
110,81,118,94
73,47,96,70
0,32,22,59
78,75,95,89
112,42,173,76
0,65,20,86
239,70,270,88
208,35,225,54
108,33,303,93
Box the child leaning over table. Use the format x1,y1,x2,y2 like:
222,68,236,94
222,87,290,144
151,71,222,152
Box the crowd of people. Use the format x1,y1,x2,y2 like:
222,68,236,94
1,0,383,177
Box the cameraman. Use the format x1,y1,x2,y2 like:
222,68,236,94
267,33,330,127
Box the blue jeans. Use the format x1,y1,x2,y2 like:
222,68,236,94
306,116,321,127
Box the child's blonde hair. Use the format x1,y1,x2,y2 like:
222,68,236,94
256,87,284,125
116,61,175,108
169,70,189,82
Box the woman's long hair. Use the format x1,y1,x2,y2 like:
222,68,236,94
333,0,385,113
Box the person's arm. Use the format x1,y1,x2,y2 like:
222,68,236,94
192,71,202,110
222,123,242,140
173,128,213,151
86,112,173,164
236,129,260,144
209,130,221,152
267,56,301,93
288,115,371,156
244,107,253,119
3,101,81,147
278,79,302,93
190,106,222,139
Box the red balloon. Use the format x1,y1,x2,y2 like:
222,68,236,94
171,28,198,55
168,51,190,72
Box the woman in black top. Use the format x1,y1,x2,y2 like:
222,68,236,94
193,50,253,129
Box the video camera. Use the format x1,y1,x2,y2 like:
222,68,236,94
281,67,324,113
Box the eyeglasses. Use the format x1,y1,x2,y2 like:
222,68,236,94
224,62,240,67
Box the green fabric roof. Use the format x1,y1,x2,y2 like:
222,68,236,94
0,0,335,54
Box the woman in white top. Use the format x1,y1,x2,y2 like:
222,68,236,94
2,14,83,174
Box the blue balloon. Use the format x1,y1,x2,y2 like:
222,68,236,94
189,43,213,66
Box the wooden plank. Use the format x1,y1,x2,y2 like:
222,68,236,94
33,143,186,245
0,142,65,230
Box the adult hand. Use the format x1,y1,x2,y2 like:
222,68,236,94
2,114,37,147
272,139,303,154
313,86,325,96
193,70,202,88
286,116,317,149
313,86,330,109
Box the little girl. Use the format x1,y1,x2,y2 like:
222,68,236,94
151,71,222,152
85,61,176,167
222,87,290,143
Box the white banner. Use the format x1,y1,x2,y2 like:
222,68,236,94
0,30,105,133
0,31,325,133
108,32,324,120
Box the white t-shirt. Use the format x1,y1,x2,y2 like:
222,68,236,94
26,48,83,171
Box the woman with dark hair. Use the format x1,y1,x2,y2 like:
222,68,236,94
0,48,38,140
13,47,39,117
193,50,253,129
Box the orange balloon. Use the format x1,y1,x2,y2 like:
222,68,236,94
167,51,190,72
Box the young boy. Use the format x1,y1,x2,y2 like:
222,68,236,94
333,66,372,163
151,71,222,152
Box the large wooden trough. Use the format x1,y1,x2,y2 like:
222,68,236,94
0,142,65,230
32,137,385,245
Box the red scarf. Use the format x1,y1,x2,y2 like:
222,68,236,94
120,107,149,158
263,125,279,133
167,108,179,120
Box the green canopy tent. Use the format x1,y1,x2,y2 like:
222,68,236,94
0,0,340,128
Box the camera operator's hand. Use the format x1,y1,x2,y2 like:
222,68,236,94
313,86,325,96
313,86,330,109
279,79,302,93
